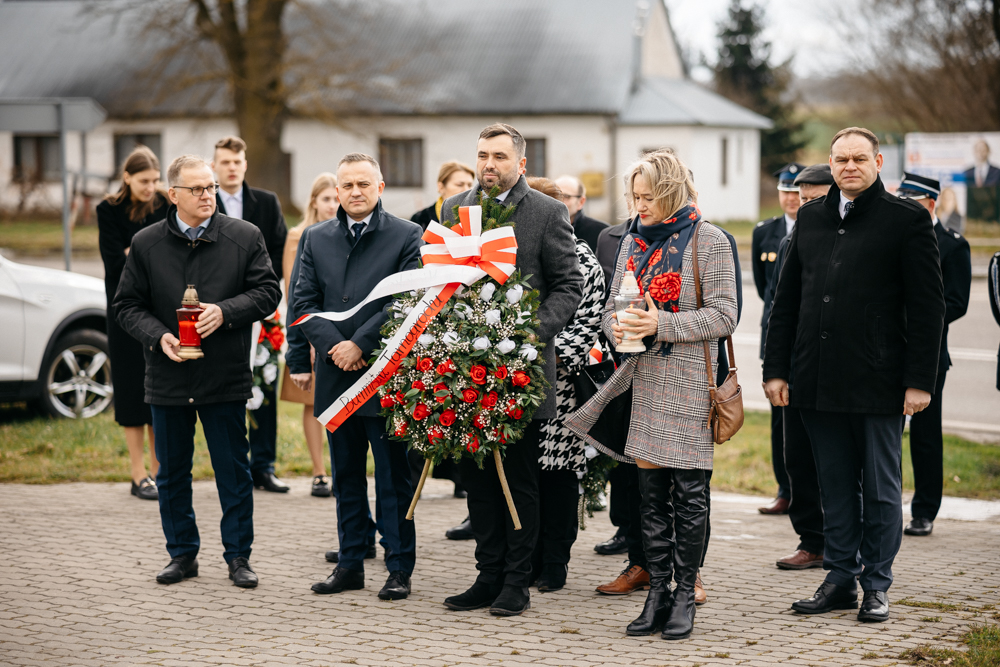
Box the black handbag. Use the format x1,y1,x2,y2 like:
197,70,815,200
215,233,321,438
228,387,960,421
575,360,631,459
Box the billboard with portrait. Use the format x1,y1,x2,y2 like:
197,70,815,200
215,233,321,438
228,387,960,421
905,132,1000,229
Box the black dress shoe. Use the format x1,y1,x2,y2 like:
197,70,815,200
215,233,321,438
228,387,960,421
445,516,474,541
536,564,567,593
904,517,933,536
594,531,628,556
325,544,377,563
131,476,159,501
378,571,411,600
253,471,290,493
791,581,858,614
156,555,198,584
312,567,365,594
453,484,467,499
228,557,258,588
661,588,697,640
490,585,530,616
443,581,502,611
311,475,332,497
858,591,890,622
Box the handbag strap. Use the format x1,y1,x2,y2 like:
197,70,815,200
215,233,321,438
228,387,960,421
690,222,738,392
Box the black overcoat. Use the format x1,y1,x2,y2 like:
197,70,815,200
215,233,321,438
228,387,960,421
217,182,288,279
751,215,786,301
291,201,423,418
934,222,972,372
571,211,608,255
113,208,282,405
762,177,945,414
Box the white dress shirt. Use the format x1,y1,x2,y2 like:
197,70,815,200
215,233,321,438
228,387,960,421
495,187,513,202
784,213,796,236
176,212,211,238
976,163,989,187
347,211,375,238
839,191,853,219
220,187,244,221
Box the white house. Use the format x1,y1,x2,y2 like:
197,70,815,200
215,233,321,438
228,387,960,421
0,0,770,223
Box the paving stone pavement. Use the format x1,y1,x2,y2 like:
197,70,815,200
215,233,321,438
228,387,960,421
1,477,998,666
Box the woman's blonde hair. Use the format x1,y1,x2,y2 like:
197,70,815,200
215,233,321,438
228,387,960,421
302,172,338,228
624,149,697,221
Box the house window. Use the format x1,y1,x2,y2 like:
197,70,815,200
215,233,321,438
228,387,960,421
525,138,546,177
720,137,729,187
114,134,163,172
379,138,423,187
13,135,61,182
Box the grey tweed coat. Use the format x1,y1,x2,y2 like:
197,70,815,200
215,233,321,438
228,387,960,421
442,175,583,420
566,221,738,470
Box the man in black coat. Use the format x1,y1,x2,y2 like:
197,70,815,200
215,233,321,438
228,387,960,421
554,175,607,254
115,155,282,588
962,139,1000,187
895,173,972,537
442,124,582,617
763,128,945,623
753,162,804,516
213,136,290,493
293,153,423,602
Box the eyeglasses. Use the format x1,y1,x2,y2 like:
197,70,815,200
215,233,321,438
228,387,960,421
173,183,220,197
558,192,583,201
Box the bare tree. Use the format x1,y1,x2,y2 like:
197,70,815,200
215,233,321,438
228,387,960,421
840,0,1000,132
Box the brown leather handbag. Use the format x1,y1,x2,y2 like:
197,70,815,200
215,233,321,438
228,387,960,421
691,222,744,444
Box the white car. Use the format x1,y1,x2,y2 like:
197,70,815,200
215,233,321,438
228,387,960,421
0,255,112,418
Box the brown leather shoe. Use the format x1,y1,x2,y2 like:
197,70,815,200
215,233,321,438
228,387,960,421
694,571,707,605
595,564,650,595
758,496,790,515
776,549,823,570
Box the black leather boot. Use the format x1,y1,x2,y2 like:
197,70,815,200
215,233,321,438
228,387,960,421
626,467,675,636
661,469,707,641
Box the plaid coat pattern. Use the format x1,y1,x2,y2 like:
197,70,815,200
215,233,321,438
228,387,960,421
566,222,738,470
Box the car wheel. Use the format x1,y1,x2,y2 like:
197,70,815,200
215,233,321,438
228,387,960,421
42,329,113,419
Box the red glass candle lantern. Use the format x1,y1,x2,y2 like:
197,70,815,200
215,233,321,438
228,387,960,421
176,284,205,360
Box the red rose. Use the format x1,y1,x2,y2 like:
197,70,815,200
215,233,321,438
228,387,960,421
436,359,455,375
428,427,443,445
671,304,679,313
480,391,498,408
494,366,508,380
395,391,406,405
462,388,480,403
268,327,285,350
689,211,697,220
257,327,266,344
412,380,426,391
394,422,408,437
511,371,531,387
626,256,636,273
413,403,431,421
635,238,648,252
665,217,676,224
380,395,395,408
649,271,682,303
473,413,487,428
469,364,488,385
439,409,456,427
416,357,434,372
433,383,449,403
506,398,517,410
512,408,524,420
466,435,480,453
650,248,662,266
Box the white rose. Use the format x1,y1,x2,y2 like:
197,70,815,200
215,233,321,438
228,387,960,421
505,285,524,304
480,283,497,301
518,343,538,361
516,311,530,325
484,309,502,326
454,303,471,320
584,445,599,460
497,338,516,354
472,337,491,351
403,306,413,315
263,363,278,385
246,385,265,410
442,331,460,345
253,345,269,368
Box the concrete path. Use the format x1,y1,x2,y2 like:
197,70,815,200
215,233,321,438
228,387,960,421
1,477,998,666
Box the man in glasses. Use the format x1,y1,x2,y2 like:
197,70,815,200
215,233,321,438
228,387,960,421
554,175,607,254
115,154,281,589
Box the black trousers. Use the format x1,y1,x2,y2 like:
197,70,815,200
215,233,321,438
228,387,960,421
909,370,948,521
459,420,541,588
532,468,580,572
783,406,824,555
248,377,278,476
770,404,790,499
622,464,712,571
608,462,631,530
800,409,904,592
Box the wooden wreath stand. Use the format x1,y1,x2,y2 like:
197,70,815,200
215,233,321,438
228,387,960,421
405,450,522,530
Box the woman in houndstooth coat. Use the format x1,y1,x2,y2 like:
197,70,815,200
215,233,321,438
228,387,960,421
567,151,737,641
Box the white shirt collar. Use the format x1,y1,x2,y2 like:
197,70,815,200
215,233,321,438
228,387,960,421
784,213,796,235
839,191,853,219
495,188,513,202
176,212,211,236
220,186,244,220
347,210,375,235
221,187,243,203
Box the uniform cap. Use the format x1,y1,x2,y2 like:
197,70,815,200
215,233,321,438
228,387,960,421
896,172,940,201
773,162,805,192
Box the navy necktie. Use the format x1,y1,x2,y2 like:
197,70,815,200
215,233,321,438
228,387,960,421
844,201,854,217
352,222,365,246
185,226,201,241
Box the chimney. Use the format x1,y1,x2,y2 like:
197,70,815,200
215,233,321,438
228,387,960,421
631,1,650,94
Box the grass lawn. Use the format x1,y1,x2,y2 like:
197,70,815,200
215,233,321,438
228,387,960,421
0,220,100,255
2,398,999,500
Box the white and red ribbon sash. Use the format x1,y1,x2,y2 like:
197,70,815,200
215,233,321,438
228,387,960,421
291,205,517,433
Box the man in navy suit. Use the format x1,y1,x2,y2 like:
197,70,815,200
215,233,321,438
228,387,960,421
292,153,423,601
895,172,971,537
962,139,1000,187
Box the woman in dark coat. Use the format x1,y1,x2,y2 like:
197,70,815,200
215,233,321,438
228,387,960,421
97,145,168,500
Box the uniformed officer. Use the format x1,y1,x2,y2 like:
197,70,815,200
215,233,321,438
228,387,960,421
752,162,804,515
895,172,971,537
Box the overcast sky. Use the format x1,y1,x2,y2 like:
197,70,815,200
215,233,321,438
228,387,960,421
664,0,856,81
